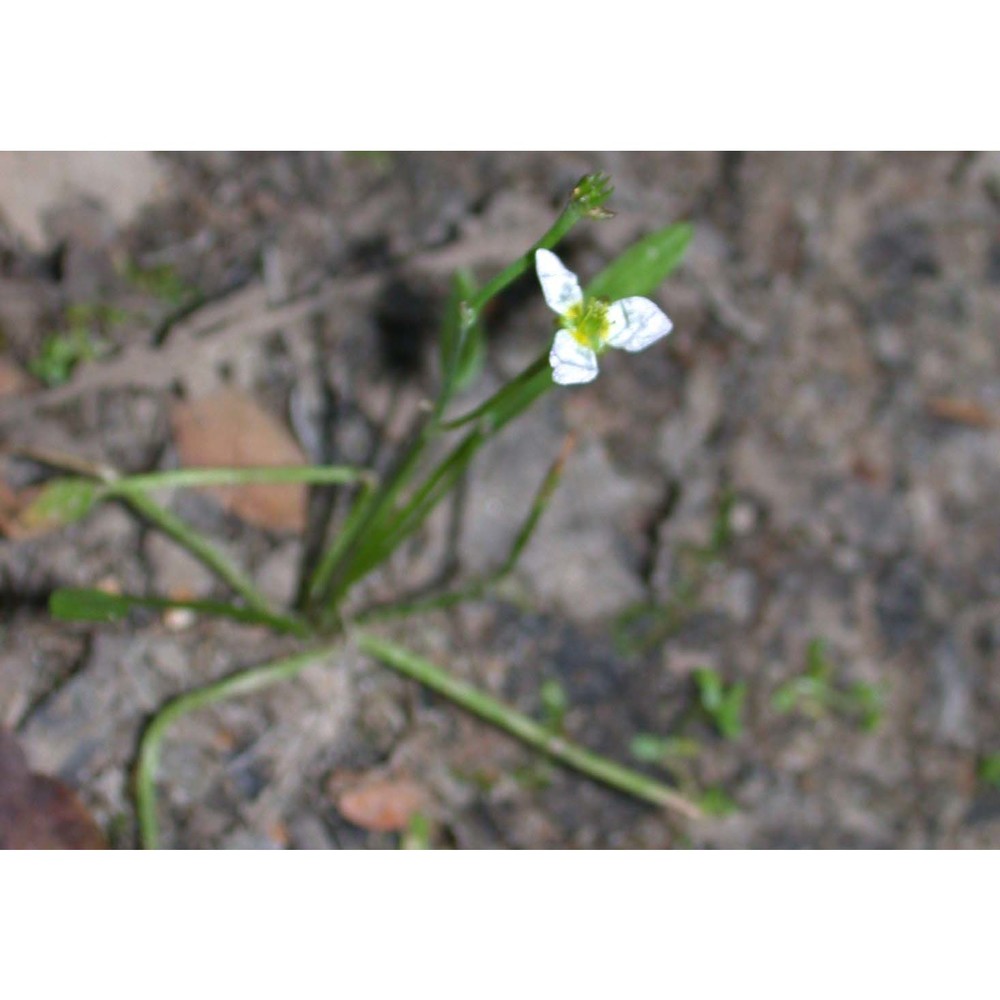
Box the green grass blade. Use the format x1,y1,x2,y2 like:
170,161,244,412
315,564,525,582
106,465,372,494
356,632,700,819
439,269,482,401
119,489,275,615
441,352,551,431
355,437,571,624
337,429,485,590
50,587,308,636
136,643,340,848
304,478,378,608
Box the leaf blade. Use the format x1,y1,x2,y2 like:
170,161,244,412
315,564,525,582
49,587,306,634
586,222,693,302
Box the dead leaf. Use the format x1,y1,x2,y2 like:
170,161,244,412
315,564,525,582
0,729,106,849
0,481,44,540
0,358,37,397
170,389,308,532
266,821,291,848
926,397,995,429
850,454,886,486
337,778,427,833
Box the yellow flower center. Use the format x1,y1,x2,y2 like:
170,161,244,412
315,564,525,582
562,299,610,353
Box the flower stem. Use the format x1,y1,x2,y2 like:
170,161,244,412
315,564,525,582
467,205,581,316
355,633,701,820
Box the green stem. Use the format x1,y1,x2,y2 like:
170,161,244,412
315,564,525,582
105,465,372,494
120,489,275,615
355,633,701,820
136,643,340,849
307,181,594,613
467,204,582,315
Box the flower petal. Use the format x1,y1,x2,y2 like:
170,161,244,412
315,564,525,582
535,249,583,315
605,297,673,352
549,329,598,385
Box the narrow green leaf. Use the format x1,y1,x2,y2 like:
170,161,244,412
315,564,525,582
453,320,486,394
339,359,557,590
494,435,573,579
585,222,693,302
357,632,701,818
439,270,466,387
119,490,276,616
108,464,371,494
340,429,484,587
440,270,483,396
49,587,306,635
50,587,132,623
136,642,340,847
353,439,574,624
442,352,551,431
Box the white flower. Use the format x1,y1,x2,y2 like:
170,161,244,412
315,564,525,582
535,248,674,386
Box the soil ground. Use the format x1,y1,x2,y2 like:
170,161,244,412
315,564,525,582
1,152,997,849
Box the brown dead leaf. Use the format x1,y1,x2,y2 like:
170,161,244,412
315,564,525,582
850,454,887,486
337,778,427,833
0,729,106,849
0,358,37,397
0,481,44,540
170,389,308,532
266,821,291,848
926,396,996,429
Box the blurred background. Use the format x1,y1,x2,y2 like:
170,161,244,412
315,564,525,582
0,152,997,848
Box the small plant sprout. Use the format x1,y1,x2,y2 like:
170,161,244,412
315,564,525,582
539,678,569,733
975,754,1000,789
693,667,746,741
772,637,884,732
29,303,120,387
536,248,674,385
